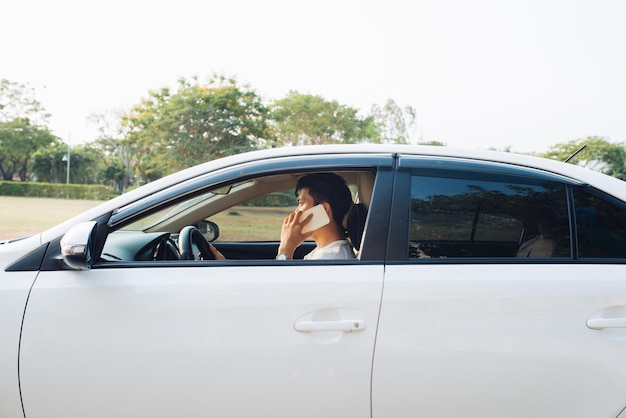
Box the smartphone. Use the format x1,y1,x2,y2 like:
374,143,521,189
300,204,331,234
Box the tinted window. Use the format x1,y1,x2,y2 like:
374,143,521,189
409,175,570,259
574,188,626,258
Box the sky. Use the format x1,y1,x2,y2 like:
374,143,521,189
3,0,626,154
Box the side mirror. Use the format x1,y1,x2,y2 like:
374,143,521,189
196,220,220,242
60,221,97,270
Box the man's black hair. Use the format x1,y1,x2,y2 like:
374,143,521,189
295,173,352,229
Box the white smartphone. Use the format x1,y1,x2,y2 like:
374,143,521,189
300,204,331,234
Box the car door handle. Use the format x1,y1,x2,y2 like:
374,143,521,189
587,317,626,330
294,319,366,333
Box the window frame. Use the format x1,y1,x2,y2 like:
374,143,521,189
387,155,584,263
91,154,396,267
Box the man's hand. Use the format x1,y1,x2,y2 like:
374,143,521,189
209,244,226,260
277,211,313,259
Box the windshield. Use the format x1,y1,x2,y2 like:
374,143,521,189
118,184,237,231
120,192,217,231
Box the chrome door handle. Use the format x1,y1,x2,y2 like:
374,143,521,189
587,317,626,329
294,319,366,333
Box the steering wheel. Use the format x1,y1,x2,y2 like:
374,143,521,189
178,226,214,260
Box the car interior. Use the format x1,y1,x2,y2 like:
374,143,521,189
99,170,376,263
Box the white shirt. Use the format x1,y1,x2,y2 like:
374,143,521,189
304,240,356,260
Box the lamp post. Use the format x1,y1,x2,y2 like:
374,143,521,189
61,142,70,184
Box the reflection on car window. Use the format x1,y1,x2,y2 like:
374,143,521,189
120,192,219,231
409,175,569,259
574,188,626,258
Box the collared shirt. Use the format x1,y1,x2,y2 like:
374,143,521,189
304,240,355,260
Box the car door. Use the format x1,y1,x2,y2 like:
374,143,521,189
373,156,626,418
19,156,394,418
21,263,383,418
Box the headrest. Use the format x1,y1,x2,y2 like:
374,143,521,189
346,203,368,250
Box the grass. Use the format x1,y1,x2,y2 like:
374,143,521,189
209,206,295,241
0,196,106,240
0,196,295,242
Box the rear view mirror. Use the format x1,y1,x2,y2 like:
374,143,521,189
60,221,97,270
196,220,220,242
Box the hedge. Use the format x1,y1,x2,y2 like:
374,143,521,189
0,181,116,200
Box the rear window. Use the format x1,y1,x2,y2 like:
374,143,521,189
409,175,570,258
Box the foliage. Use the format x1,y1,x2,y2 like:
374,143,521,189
418,140,447,147
243,190,296,207
30,144,69,183
0,118,59,180
30,143,104,184
542,136,626,180
122,75,274,182
0,79,49,124
89,110,135,192
271,91,379,146
0,80,58,181
0,180,114,200
370,99,416,144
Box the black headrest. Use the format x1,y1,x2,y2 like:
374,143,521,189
346,203,368,250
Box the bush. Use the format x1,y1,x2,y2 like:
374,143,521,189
0,181,116,200
243,190,295,207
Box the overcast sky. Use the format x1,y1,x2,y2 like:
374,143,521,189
3,0,625,153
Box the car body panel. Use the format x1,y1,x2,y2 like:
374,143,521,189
373,264,626,418
20,264,384,418
0,271,37,418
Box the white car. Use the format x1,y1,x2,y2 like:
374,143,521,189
2,144,626,418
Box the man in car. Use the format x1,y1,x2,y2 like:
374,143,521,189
210,173,355,260
276,173,355,260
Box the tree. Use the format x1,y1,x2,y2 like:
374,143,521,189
0,79,50,124
418,140,447,147
542,136,626,180
369,99,417,144
0,118,59,180
0,79,57,181
89,110,135,192
271,91,379,146
30,143,104,184
30,143,70,183
122,74,274,181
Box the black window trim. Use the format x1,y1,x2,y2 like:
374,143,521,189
109,154,394,228
388,158,610,264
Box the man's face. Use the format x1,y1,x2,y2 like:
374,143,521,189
296,187,315,213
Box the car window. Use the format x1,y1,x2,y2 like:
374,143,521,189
573,188,626,258
408,175,570,258
99,170,372,263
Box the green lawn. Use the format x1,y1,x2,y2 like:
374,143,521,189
210,206,295,241
0,196,106,240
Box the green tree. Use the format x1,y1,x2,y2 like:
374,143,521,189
123,74,274,182
0,79,50,124
30,143,104,184
369,99,416,144
271,91,379,146
0,118,59,180
418,140,447,147
30,143,70,183
98,160,127,192
89,110,135,192
0,80,57,181
542,136,626,180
